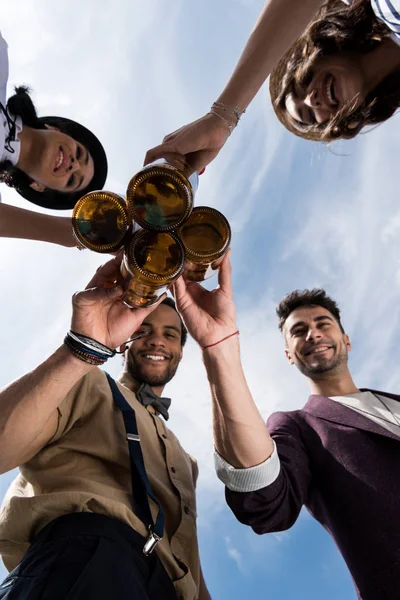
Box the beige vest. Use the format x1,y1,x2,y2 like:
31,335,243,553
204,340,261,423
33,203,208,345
0,368,200,600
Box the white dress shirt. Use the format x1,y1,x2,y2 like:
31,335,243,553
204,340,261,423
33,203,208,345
215,391,400,493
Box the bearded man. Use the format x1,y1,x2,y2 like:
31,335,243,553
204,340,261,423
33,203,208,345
0,256,210,600
169,259,400,600
211,288,400,600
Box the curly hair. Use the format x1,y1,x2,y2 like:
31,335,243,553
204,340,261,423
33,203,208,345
0,86,46,194
269,0,399,141
276,288,345,333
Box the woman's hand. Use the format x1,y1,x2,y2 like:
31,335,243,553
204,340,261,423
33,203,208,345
172,251,237,349
144,113,231,172
70,254,165,349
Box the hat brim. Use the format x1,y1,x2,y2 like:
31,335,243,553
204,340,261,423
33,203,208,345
17,116,108,210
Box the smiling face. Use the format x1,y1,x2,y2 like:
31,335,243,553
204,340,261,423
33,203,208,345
20,125,95,194
283,305,351,379
284,53,365,127
125,303,183,392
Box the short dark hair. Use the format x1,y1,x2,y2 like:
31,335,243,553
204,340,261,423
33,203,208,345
161,297,188,347
276,288,344,333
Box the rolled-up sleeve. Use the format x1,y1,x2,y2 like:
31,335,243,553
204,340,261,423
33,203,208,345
214,440,281,492
224,412,312,534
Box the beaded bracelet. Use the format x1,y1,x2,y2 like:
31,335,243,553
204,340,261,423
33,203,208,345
64,335,107,365
63,330,151,365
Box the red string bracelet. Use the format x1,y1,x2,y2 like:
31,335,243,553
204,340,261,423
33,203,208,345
201,330,239,350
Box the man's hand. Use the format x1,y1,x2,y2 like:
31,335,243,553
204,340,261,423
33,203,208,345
144,113,230,172
71,254,165,349
172,251,237,348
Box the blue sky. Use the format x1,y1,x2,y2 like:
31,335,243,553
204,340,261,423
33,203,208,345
1,0,400,597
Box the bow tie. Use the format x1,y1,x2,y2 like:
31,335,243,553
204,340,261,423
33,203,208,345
136,382,171,421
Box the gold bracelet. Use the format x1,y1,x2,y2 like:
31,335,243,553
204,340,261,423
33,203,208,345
209,109,235,135
212,101,246,125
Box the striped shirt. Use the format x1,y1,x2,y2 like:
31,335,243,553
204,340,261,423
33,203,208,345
371,0,400,41
342,0,400,43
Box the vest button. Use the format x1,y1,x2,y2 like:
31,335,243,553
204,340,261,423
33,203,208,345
171,466,176,473
184,505,190,515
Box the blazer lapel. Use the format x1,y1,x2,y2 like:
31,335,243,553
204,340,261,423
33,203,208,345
302,390,400,443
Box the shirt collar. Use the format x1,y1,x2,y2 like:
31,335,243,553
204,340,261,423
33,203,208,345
1,111,22,166
118,371,171,420
118,370,139,394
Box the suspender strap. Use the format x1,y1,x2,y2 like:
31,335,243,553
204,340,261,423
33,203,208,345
105,373,164,555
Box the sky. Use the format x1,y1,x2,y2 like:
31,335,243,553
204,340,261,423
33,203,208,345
1,0,400,598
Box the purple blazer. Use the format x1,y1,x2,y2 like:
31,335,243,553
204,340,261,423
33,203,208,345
226,390,400,600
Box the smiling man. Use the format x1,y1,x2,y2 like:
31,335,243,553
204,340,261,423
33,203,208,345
121,298,184,400
206,285,400,600
0,259,210,600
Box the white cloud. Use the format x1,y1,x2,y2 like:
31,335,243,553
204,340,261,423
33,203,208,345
1,1,400,593
224,536,245,573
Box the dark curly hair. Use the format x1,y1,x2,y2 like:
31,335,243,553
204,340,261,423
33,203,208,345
269,0,399,141
0,86,46,194
276,288,345,333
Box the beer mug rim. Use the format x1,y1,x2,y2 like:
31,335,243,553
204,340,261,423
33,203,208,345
178,206,231,261
125,229,186,281
72,191,130,253
126,165,194,232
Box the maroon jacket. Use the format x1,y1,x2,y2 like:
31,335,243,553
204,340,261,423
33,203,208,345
226,390,400,600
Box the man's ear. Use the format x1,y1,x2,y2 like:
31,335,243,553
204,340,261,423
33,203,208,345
285,348,295,365
178,348,183,362
344,333,352,352
119,343,128,354
29,181,46,193
44,124,60,132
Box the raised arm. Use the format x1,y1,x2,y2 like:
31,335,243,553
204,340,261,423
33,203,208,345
0,202,77,247
173,254,311,535
0,255,165,474
145,0,324,170
173,252,273,468
216,0,324,110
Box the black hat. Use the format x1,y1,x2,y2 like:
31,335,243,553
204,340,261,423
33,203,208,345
17,116,108,210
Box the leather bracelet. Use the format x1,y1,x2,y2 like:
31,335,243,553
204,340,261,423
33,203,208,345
68,331,115,358
202,330,239,350
63,330,151,367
